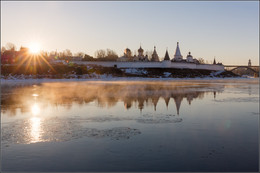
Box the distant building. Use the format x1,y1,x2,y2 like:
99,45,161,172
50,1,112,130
186,52,194,63
213,58,216,65
118,46,149,62
164,49,170,61
1,46,29,64
118,48,132,62
80,42,225,71
248,59,251,66
172,42,183,62
133,46,149,62
151,46,160,62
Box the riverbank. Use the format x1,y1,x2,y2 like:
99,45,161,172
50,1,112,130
1,74,258,85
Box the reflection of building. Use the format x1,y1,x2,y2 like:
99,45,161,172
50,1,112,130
163,96,171,109
152,95,160,111
173,95,183,115
2,82,224,116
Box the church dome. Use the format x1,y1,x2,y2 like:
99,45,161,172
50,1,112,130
138,46,144,53
187,52,193,58
124,48,131,54
125,48,131,52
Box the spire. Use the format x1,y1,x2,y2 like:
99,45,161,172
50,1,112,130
153,46,157,54
174,42,183,61
151,46,159,62
164,49,170,60
213,58,216,64
175,42,181,56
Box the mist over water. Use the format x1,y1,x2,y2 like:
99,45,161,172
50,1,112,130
1,79,259,172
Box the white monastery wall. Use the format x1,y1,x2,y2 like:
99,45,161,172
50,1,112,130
72,61,224,71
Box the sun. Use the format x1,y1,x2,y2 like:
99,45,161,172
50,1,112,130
29,43,40,54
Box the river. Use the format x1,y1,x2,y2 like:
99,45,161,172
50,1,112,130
1,79,259,172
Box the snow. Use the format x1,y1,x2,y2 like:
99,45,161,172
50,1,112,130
210,70,225,76
123,68,148,75
163,72,171,77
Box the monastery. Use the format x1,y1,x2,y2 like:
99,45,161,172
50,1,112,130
118,42,211,64
73,42,225,71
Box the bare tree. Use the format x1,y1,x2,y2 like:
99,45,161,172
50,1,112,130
76,52,85,58
95,49,106,58
6,42,16,51
106,49,118,60
63,49,72,57
145,50,153,61
197,57,205,64
1,46,6,53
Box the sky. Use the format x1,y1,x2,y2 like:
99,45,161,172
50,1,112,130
1,1,259,65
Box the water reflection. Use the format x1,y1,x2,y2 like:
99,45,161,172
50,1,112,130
31,103,40,116
1,81,225,116
30,117,42,143
1,80,258,172
1,81,226,144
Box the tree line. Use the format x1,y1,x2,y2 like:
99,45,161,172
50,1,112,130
1,42,119,63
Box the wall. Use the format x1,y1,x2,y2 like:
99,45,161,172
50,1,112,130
71,60,224,71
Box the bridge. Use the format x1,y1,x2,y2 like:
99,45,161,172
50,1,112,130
224,65,259,77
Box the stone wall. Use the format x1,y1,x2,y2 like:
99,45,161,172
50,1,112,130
71,61,224,71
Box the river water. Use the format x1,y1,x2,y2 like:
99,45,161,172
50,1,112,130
1,79,259,172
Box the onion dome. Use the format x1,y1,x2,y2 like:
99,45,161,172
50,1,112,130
125,48,131,52
187,52,193,58
138,46,144,53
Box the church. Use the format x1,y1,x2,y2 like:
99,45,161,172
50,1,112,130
76,42,224,71
118,42,202,64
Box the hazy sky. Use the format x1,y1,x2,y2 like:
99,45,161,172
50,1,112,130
1,1,259,65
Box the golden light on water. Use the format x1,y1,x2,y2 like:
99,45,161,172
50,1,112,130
30,102,42,143
30,117,42,143
31,103,40,116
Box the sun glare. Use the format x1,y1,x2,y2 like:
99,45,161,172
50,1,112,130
31,103,40,116
29,43,40,54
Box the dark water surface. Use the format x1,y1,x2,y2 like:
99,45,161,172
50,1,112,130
1,79,259,172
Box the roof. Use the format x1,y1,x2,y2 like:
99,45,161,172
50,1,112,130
138,46,143,52
174,42,182,56
164,50,170,60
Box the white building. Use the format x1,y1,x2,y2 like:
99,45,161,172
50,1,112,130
76,42,224,71
173,42,183,62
